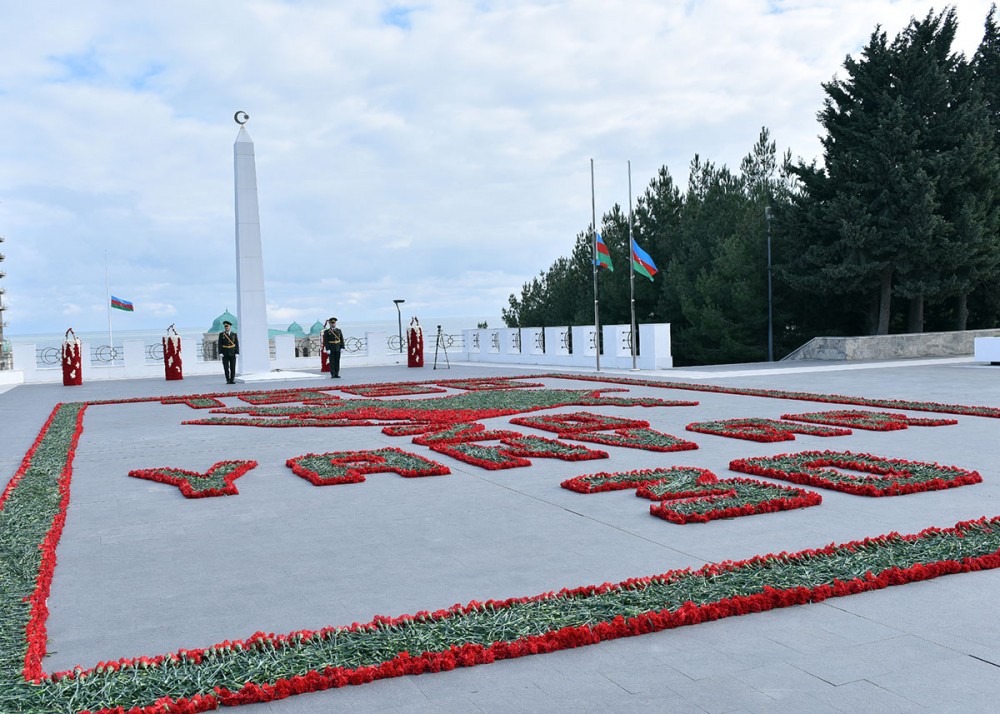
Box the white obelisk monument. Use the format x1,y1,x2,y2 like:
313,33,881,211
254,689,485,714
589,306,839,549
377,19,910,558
232,112,271,377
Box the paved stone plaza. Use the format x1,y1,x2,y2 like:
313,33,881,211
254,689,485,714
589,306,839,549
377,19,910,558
2,358,999,713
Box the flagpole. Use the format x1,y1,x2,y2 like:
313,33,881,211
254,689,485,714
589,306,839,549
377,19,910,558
628,160,638,371
105,250,114,360
591,158,601,372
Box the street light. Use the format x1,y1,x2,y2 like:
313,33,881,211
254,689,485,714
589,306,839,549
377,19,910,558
765,206,774,362
393,299,405,354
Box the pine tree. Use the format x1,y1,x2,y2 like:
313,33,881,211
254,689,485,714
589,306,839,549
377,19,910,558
786,8,1000,334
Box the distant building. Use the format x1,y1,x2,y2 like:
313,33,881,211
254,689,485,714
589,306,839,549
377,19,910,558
202,309,239,360
202,310,325,359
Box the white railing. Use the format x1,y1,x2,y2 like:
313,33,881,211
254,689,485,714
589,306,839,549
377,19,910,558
1,323,672,385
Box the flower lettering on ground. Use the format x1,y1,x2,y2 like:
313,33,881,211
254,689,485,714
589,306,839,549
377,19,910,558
729,450,982,496
286,447,451,485
561,466,822,523
128,461,258,498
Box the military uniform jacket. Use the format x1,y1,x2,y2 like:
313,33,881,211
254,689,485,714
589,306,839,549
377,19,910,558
218,331,240,357
323,327,344,352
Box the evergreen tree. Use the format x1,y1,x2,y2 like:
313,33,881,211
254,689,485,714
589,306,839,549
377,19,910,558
633,166,683,328
966,3,1000,329
786,8,1000,334
671,130,792,364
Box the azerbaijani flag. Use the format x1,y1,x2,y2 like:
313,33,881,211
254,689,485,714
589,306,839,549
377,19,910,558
630,238,658,281
595,233,614,271
111,296,134,312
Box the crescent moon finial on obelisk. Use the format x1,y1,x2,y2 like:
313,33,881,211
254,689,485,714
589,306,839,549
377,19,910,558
232,110,270,380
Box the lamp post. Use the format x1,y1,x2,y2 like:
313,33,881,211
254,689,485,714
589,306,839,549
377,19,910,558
393,299,405,354
765,206,774,362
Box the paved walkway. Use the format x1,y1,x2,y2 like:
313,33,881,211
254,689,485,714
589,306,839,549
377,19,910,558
2,358,999,713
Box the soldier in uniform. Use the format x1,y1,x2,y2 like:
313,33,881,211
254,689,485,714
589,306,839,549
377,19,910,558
219,320,239,384
322,317,344,378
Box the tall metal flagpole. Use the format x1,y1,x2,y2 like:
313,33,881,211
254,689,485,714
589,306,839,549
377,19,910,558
591,159,601,372
105,250,114,359
628,160,638,371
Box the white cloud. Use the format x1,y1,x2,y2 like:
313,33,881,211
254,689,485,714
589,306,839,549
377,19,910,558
1,0,996,335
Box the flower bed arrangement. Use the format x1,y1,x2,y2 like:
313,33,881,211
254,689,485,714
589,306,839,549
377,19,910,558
6,416,1000,714
2,379,998,711
641,476,822,524
338,384,447,397
430,434,607,470
685,417,851,442
409,422,518,446
562,466,718,494
781,410,958,430
434,377,544,391
187,389,679,431
184,416,385,428
532,373,1000,419
127,461,257,498
238,389,340,405
508,412,698,452
161,396,227,409
510,411,654,435
286,448,451,485
560,467,820,523
569,428,699,453
729,450,982,496
82,375,1000,422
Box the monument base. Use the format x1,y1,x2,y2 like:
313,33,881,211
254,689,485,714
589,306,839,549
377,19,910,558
235,369,323,384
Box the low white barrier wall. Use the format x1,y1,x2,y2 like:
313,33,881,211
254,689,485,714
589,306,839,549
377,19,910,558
460,323,672,370
6,331,401,385
974,337,1000,364
4,323,672,385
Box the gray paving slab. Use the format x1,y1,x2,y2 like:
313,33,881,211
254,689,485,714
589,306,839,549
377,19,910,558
3,358,1000,712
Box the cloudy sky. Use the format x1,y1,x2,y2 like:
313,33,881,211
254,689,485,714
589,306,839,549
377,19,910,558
1,0,996,336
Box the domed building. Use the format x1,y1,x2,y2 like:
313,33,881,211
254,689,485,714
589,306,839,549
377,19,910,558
202,310,239,360
203,310,328,360
296,320,327,358
208,310,238,334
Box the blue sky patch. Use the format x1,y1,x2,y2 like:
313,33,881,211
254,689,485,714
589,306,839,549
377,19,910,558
49,48,103,81
130,62,166,90
381,6,413,30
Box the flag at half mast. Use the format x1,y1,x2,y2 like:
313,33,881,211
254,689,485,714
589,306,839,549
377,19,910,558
630,238,658,281
594,233,614,271
111,296,134,312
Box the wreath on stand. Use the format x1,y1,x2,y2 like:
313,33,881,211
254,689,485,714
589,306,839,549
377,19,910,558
61,328,83,386
407,316,424,368
163,324,183,381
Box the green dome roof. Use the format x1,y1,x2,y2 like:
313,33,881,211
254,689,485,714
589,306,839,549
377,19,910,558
287,321,306,336
309,320,325,335
208,310,238,333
